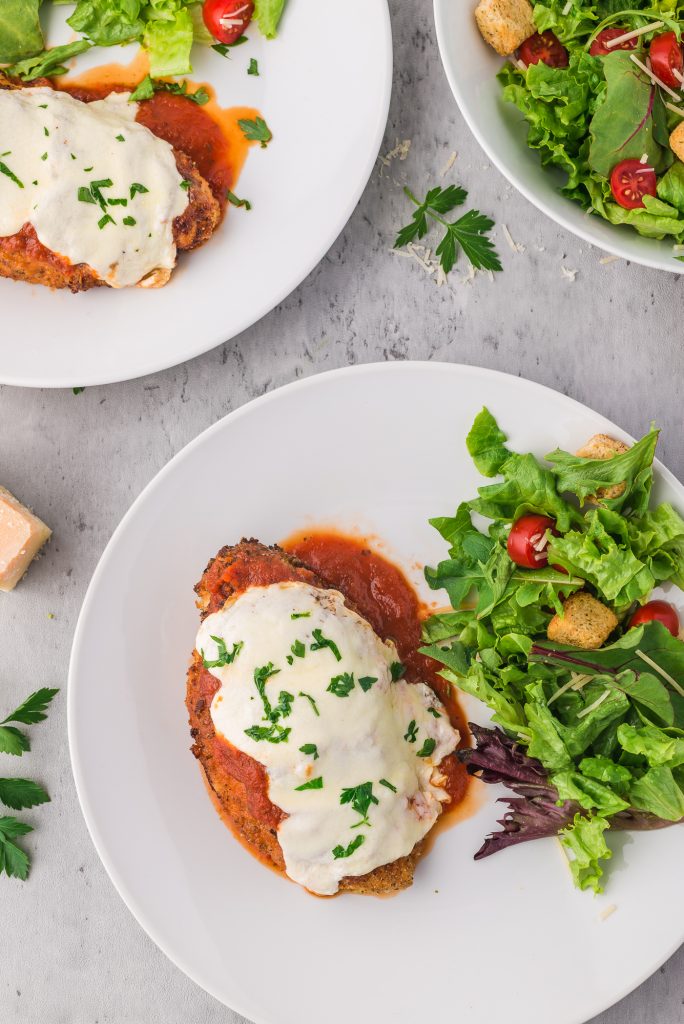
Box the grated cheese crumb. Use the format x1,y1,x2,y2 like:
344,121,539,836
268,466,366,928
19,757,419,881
502,223,526,254
599,904,618,921
599,255,621,265
561,266,578,282
439,151,458,178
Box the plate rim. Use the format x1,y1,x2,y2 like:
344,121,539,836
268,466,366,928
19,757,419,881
68,360,684,1022
432,0,680,275
1,0,393,390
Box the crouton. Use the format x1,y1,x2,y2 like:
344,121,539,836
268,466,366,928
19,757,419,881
670,122,684,164
474,0,536,56
547,592,618,650
575,433,629,501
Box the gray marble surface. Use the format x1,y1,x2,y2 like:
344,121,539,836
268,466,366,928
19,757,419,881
1,1,683,1021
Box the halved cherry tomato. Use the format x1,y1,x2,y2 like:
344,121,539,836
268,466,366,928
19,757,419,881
629,600,680,637
518,31,569,69
203,0,254,45
507,514,559,569
649,31,683,90
589,27,637,56
610,159,657,210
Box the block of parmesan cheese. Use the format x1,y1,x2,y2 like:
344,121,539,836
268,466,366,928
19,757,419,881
0,486,52,593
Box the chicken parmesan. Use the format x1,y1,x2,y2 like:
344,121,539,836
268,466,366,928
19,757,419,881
0,74,222,291
187,539,463,897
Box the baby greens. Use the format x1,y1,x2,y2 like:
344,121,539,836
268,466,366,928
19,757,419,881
424,409,684,891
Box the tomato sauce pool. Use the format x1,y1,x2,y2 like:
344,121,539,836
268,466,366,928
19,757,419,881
282,530,472,816
60,58,257,214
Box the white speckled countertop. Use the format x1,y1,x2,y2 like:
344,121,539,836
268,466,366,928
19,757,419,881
1,1,683,1022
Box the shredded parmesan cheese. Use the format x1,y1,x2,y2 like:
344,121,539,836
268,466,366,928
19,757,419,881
562,0,573,15
640,152,649,164
672,67,684,85
561,266,578,281
599,904,618,921
630,54,682,101
576,689,611,719
606,21,664,47
502,223,526,254
635,649,684,697
440,151,458,178
599,255,621,265
666,100,684,116
515,58,528,72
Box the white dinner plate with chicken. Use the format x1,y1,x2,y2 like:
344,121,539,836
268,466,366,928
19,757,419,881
68,362,684,1024
0,0,391,388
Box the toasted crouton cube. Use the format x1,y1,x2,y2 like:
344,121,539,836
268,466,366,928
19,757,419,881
0,486,52,593
547,592,618,650
474,0,536,56
576,433,629,501
670,123,684,164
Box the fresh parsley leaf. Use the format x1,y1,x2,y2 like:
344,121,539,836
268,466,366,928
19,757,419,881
0,778,49,811
3,688,58,725
72,387,85,395
379,778,397,793
130,182,149,199
311,629,342,661
77,186,96,204
212,37,249,56
299,743,319,759
180,180,191,191
291,611,311,619
238,115,272,148
273,691,295,720
226,189,252,210
0,817,33,880
295,776,323,791
416,737,437,758
115,133,125,142
248,57,259,76
332,834,365,859
395,184,502,275
0,728,29,757
122,216,136,227
130,75,209,105
358,676,378,692
0,160,24,189
290,640,306,659
427,707,442,718
244,723,291,744
202,638,243,670
404,720,418,743
327,673,355,698
298,691,320,716
390,662,406,682
340,782,378,826
253,662,281,720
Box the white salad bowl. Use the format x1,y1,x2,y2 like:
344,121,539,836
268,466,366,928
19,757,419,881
434,0,683,273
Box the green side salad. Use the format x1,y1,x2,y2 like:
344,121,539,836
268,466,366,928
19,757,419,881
498,1,684,249
0,0,287,81
423,408,684,892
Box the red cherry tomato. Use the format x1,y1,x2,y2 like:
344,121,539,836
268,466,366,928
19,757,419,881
203,0,254,44
507,514,559,569
518,31,569,68
629,600,680,637
610,159,657,210
589,27,637,56
649,31,683,90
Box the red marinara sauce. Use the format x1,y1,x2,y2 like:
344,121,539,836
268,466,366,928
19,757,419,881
282,530,471,816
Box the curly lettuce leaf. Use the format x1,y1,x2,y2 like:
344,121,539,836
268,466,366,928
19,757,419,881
466,407,510,477
533,0,598,40
546,427,658,515
0,0,44,62
67,0,145,45
628,765,684,820
144,6,193,75
618,723,684,766
628,503,684,585
560,813,612,892
7,39,93,80
254,0,288,38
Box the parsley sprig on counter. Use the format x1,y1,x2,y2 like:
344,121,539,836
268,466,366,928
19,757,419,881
395,184,502,276
0,687,58,880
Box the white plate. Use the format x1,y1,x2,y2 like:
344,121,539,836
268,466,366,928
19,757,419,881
434,0,681,273
69,363,684,1024
0,2,391,388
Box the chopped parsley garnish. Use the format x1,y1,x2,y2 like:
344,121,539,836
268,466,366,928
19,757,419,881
83,166,94,173
108,198,128,207
38,104,47,109
340,782,378,827
78,186,96,205
98,213,115,230
238,116,272,148
298,691,320,716
416,738,436,758
40,152,47,161
395,184,502,276
332,835,365,860
244,723,291,744
72,387,85,395
273,690,295,719
299,743,319,759
115,134,125,142
212,37,249,56
70,154,76,161
123,216,137,227
43,126,49,137
427,707,442,718
327,673,355,698
253,662,281,719
379,778,397,793
390,662,406,681
180,180,191,191
248,58,259,76
245,664,292,743
130,75,210,106
226,189,252,211
310,629,341,661
290,640,306,659
291,611,311,620
404,720,418,743
0,161,25,189
202,637,243,669
295,776,323,791
130,182,149,199
358,676,377,692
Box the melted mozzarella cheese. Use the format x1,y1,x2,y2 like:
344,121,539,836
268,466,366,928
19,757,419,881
0,88,189,287
197,581,459,896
